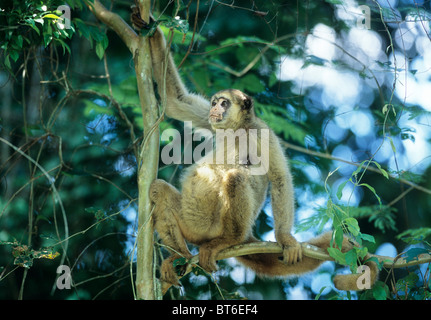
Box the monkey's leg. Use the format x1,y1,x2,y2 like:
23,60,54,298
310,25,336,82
150,179,193,285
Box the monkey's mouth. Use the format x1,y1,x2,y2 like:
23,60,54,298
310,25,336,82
209,115,223,123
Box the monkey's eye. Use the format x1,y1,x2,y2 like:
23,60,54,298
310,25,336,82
211,101,216,106
221,100,227,108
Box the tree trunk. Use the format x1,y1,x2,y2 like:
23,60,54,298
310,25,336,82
88,0,159,300
134,0,160,300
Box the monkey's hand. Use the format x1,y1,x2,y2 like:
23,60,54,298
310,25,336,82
160,254,192,287
277,234,302,265
130,4,155,31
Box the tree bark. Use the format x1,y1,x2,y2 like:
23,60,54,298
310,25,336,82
88,0,159,300
134,0,160,301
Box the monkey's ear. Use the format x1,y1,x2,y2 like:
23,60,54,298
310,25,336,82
242,95,253,110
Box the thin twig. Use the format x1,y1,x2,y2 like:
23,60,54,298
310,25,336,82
282,141,431,196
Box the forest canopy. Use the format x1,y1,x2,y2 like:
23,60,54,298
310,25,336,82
1,0,431,300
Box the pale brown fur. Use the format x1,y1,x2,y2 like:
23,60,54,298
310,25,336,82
143,18,378,290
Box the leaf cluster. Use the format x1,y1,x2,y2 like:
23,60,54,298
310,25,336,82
1,1,75,71
0,240,59,268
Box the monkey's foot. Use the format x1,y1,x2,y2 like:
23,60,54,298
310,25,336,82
160,257,182,287
277,234,303,265
282,243,302,265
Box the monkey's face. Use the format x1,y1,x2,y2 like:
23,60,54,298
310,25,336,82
209,89,254,129
209,97,231,124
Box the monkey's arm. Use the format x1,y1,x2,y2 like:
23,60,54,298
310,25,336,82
267,132,302,264
149,28,212,130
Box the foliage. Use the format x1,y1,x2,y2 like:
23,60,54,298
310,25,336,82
1,0,431,301
0,240,60,268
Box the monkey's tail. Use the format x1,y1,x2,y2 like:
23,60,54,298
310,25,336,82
235,232,379,291
332,254,379,291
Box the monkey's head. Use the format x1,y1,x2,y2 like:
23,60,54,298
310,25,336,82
209,89,254,129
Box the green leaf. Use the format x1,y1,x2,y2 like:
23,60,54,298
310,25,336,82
96,41,105,59
344,217,360,236
336,180,349,200
173,257,189,276
43,23,53,47
4,54,11,69
44,34,53,47
327,247,346,264
351,161,365,177
173,257,187,267
268,73,278,88
404,247,430,263
372,282,388,300
159,25,206,45
24,19,41,35
95,34,108,59
358,232,375,243
15,35,23,49
364,256,387,270
75,18,91,40
355,246,368,260
315,286,328,300
55,38,71,55
302,55,328,68
333,227,344,249
8,48,19,61
345,249,358,268
359,183,382,205
395,273,419,292
85,206,107,221
165,16,189,34
389,137,396,152
368,208,397,233
43,13,61,20
397,227,431,244
372,161,389,179
14,255,33,268
296,207,329,233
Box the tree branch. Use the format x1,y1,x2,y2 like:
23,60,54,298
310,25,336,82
162,241,431,294
88,0,138,54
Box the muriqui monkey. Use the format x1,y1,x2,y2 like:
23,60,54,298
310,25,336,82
133,11,378,291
